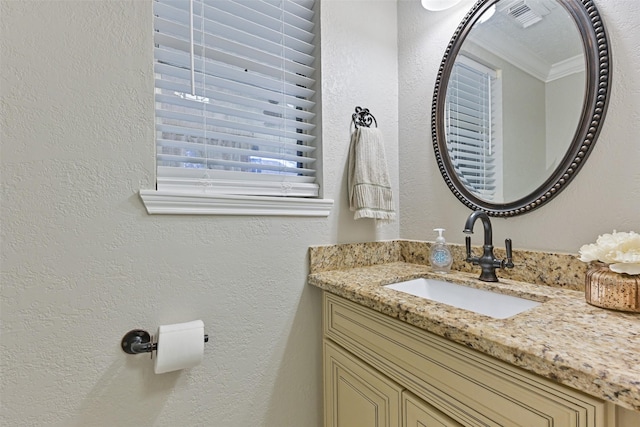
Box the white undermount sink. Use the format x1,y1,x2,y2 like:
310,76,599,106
384,278,541,319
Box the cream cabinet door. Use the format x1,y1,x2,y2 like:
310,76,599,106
403,391,463,427
324,339,403,427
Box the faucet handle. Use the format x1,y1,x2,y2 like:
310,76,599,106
465,236,480,265
504,238,514,269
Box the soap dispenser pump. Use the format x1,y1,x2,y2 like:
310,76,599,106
430,228,453,273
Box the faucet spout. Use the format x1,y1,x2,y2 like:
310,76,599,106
463,211,493,246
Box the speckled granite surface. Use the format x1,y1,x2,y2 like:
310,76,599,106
310,240,588,291
308,240,640,412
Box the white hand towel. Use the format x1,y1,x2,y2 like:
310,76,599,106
348,127,396,223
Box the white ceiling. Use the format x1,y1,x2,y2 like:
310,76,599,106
464,0,585,81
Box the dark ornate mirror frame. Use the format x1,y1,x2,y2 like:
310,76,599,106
431,0,611,217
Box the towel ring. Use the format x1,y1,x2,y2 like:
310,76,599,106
352,106,377,129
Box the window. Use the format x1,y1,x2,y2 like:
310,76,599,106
445,55,503,202
140,0,332,215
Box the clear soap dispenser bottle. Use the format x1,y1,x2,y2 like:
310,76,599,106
430,228,453,273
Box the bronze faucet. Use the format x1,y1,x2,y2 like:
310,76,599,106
463,211,514,282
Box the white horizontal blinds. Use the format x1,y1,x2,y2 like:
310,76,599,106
445,56,498,201
154,0,318,197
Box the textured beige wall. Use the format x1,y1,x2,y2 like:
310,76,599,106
319,0,400,243
398,0,640,252
3,0,638,425
0,0,398,426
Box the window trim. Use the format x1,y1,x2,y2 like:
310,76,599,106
139,190,333,216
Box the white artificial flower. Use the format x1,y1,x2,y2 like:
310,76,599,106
610,263,640,275
578,243,603,262
579,231,640,275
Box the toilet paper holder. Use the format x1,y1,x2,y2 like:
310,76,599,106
121,329,209,355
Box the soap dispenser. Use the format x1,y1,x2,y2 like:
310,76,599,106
430,228,453,273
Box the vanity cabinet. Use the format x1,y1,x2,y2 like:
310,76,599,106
323,292,611,427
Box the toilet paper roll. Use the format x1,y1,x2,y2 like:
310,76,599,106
154,320,205,374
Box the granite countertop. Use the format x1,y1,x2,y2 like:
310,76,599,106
308,254,640,412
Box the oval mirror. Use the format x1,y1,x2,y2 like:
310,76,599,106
431,0,610,216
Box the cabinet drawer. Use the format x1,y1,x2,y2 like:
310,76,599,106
324,292,608,427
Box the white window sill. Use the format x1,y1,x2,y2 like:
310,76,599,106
139,189,333,216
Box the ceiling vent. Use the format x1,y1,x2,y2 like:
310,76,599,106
499,0,551,28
